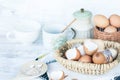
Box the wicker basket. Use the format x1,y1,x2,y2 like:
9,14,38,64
54,39,120,75
94,26,120,43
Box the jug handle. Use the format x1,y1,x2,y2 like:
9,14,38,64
71,28,76,39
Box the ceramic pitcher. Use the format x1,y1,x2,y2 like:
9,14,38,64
71,8,93,39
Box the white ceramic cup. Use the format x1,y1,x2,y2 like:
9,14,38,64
42,23,76,50
7,19,41,44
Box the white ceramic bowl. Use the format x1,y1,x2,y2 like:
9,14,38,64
20,61,47,77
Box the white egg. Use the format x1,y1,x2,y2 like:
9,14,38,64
84,40,98,55
50,70,65,80
77,45,85,55
65,48,81,61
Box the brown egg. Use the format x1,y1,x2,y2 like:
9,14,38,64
110,14,120,28
79,55,92,63
92,52,106,64
104,26,117,33
94,15,109,28
65,48,81,61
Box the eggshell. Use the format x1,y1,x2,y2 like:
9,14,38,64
109,48,118,59
92,40,105,51
65,48,81,61
50,70,65,80
77,45,85,55
109,56,113,63
94,15,109,28
110,14,120,28
79,55,92,63
84,40,98,56
104,26,117,33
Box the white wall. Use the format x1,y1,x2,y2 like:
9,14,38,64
0,0,120,32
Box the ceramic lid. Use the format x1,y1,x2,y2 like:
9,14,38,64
73,8,92,20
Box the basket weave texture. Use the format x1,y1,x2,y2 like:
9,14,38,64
94,27,120,43
54,39,120,75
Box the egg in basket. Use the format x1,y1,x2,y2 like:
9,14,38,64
54,39,120,75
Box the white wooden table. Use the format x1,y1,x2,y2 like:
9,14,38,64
0,2,120,79
0,32,120,80
0,33,43,80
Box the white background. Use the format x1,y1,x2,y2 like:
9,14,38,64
0,1,120,80
0,0,120,32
